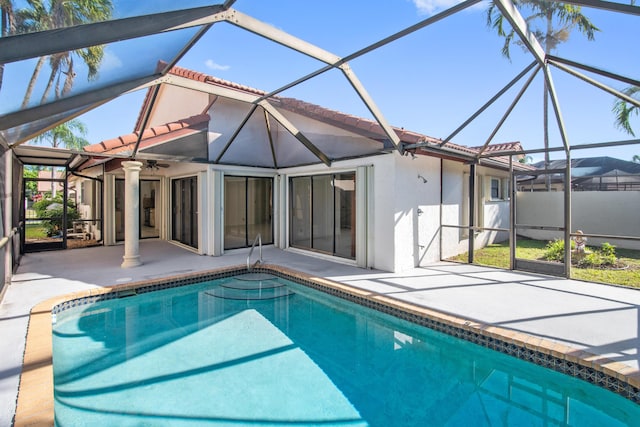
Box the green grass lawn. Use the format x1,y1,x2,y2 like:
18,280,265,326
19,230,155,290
25,223,47,239
448,239,640,288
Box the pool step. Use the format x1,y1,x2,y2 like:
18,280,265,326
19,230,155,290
234,273,278,281
205,279,293,300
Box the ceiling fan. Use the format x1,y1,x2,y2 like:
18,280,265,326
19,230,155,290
145,160,170,170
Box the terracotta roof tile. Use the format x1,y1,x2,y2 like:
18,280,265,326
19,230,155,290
473,141,524,153
86,114,209,155
130,65,526,164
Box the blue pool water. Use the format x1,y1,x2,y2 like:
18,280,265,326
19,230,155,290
52,273,640,426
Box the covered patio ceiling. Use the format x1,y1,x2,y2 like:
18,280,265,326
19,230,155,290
0,0,639,168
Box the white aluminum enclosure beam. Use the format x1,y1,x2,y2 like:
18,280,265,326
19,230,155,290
259,101,331,166
492,0,546,66
256,0,482,102
341,65,403,153
476,66,540,156
545,70,571,154
165,74,262,104
224,9,342,65
548,55,640,88
1,75,167,134
440,61,540,147
226,9,402,153
0,5,229,64
549,60,640,109
214,104,259,164
165,74,330,165
264,110,279,169
341,0,482,63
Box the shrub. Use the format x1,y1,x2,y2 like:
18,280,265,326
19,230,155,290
544,239,574,262
578,243,617,268
32,196,79,237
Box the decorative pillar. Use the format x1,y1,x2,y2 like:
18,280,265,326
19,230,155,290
121,161,143,268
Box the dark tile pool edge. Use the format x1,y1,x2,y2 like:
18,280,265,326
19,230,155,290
14,264,640,426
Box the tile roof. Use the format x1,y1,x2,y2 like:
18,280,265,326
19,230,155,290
116,65,530,168
85,114,209,155
472,141,524,154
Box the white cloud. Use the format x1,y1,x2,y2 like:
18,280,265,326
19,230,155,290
205,59,230,71
411,0,483,15
100,48,123,72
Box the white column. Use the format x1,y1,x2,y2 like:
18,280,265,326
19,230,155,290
121,161,143,268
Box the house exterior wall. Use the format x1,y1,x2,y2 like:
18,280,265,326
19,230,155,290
392,154,441,271
146,84,210,129
440,160,511,260
96,82,518,272
516,191,640,250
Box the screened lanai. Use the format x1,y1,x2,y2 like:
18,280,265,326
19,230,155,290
0,0,639,290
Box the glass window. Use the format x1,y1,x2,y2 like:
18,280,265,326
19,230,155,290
290,176,311,249
491,178,501,200
224,176,273,250
172,176,198,248
290,172,356,259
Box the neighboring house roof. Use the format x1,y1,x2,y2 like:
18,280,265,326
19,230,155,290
90,66,531,170
522,157,640,190
473,141,524,155
532,157,640,176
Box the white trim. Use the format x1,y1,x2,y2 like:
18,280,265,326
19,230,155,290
356,166,369,268
285,246,359,267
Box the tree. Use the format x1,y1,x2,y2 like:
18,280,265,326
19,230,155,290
519,154,534,164
31,119,89,196
486,1,598,189
32,119,89,150
613,86,639,137
15,0,113,108
633,154,640,163
0,0,15,93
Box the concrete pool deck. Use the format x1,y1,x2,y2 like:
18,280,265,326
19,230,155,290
2,240,640,425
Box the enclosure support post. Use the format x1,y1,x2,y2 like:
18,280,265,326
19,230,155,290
468,163,476,264
509,156,515,270
121,161,143,268
564,152,572,278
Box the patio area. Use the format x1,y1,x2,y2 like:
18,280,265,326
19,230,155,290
1,240,640,425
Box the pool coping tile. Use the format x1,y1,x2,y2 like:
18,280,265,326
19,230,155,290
13,264,640,426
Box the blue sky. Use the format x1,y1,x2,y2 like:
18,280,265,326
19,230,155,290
63,0,640,162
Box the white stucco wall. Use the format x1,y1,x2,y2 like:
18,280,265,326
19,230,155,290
517,191,640,250
440,161,511,260
147,85,210,128
392,154,442,271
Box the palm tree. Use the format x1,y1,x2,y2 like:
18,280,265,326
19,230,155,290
32,119,88,150
613,86,639,137
16,0,113,108
31,119,89,196
0,0,15,93
633,154,640,163
486,1,598,189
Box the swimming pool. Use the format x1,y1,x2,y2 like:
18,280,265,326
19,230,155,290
50,269,640,426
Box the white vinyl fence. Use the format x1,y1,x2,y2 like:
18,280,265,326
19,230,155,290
516,191,640,250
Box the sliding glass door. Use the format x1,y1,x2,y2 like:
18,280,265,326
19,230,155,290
172,176,198,249
290,172,355,259
224,176,273,250
115,179,160,241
